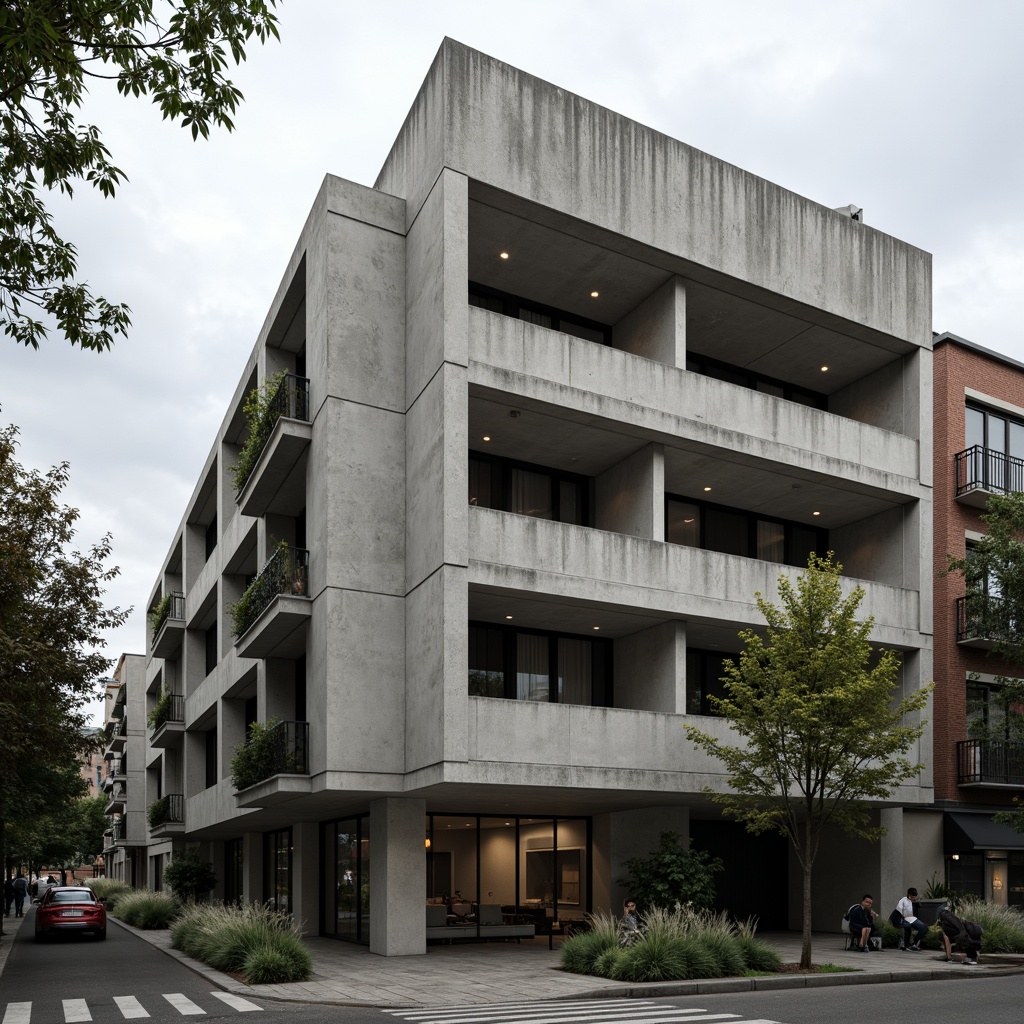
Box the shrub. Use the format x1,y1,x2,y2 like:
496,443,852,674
230,717,287,791
610,933,688,982
736,936,782,972
114,891,178,929
619,832,723,913
956,898,1024,953
561,928,618,975
676,936,721,979
148,688,173,730
170,901,312,983
86,879,133,913
700,932,747,977
231,371,288,493
164,851,217,902
148,594,172,640
592,947,624,978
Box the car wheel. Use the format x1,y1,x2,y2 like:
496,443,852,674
96,928,106,941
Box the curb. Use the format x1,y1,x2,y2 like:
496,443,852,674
0,915,32,979
94,921,1024,1008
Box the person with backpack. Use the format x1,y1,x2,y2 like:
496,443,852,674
937,906,983,964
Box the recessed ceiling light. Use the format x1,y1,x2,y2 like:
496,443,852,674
704,486,712,492
505,615,513,620
820,365,829,372
482,435,491,442
590,290,599,298
683,518,694,524
500,251,509,260
592,625,601,631
812,511,821,517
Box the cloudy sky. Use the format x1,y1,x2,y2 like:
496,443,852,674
2,0,1022,725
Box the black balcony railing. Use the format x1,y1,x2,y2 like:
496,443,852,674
112,820,126,842
148,793,184,829
955,445,1024,498
150,592,185,641
107,757,123,778
233,720,309,790
957,738,1024,786
234,374,312,494
151,693,185,731
955,594,1010,644
231,545,309,638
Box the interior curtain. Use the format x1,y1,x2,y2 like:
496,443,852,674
511,468,552,518
558,638,591,705
517,633,549,701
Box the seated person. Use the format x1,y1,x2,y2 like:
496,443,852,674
895,887,928,950
848,894,880,951
937,907,983,965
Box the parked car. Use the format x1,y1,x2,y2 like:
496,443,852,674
34,886,106,942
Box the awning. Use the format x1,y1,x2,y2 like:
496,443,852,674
944,811,1024,852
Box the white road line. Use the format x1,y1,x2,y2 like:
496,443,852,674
162,994,207,1016
63,1000,92,1022
209,992,263,1012
113,995,151,1019
2,1005,32,1024
388,1004,666,1018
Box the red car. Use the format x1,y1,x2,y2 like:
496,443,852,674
34,886,106,942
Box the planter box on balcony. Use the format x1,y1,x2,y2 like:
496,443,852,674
149,819,186,839
234,773,314,809
150,720,185,748
235,594,311,659
237,418,312,518
151,593,186,659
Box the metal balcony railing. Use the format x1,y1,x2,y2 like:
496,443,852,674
148,793,184,829
955,445,1024,498
151,693,185,731
955,594,1009,644
957,738,1024,786
150,592,185,641
232,546,309,638
112,820,126,842
107,757,123,777
235,720,309,790
266,372,310,425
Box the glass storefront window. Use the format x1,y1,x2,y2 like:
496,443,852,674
263,828,291,912
321,816,369,943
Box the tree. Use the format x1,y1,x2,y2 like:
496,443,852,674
946,491,1024,832
164,849,217,901
1,1,280,351
618,831,722,913
0,423,128,915
684,554,930,970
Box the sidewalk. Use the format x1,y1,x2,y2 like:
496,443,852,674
108,921,1024,1007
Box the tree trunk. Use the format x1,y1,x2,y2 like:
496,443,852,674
800,817,813,970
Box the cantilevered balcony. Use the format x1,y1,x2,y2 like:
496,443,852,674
102,827,116,853
104,784,126,814
111,820,126,844
148,794,185,838
107,717,128,753
956,595,1007,650
151,592,186,658
957,739,1024,787
234,720,311,808
955,445,1024,507
236,374,312,518
233,546,311,659
149,693,185,748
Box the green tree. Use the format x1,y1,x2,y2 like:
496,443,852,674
946,492,1024,832
684,553,930,970
0,424,128,918
164,849,217,901
618,831,722,913
1,1,280,351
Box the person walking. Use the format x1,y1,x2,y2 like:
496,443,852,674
11,873,28,917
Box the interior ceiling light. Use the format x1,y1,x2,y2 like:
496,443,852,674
500,251,509,260
505,615,513,620
704,486,712,492
812,511,821,517
820,365,829,372
590,290,599,298
592,625,601,631
482,435,491,442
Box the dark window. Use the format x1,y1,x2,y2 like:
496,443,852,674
321,815,369,943
469,452,589,526
205,515,218,560
244,696,258,736
965,402,1024,493
264,828,292,912
666,494,826,568
469,282,612,346
205,623,218,676
205,726,218,789
295,655,307,722
966,679,1023,742
686,352,827,410
686,648,734,717
468,622,612,706
224,838,243,905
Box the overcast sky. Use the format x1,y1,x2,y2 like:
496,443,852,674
2,0,1022,726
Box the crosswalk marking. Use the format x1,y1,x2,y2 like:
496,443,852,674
209,993,263,1012
162,994,206,1016
62,1000,91,1022
113,995,150,1019
2,1005,31,1024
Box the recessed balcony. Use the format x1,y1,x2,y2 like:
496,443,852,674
148,794,185,839
957,738,1024,787
149,693,185,748
234,720,311,808
955,445,1024,507
235,374,312,518
104,785,126,814
151,592,186,658
233,546,311,659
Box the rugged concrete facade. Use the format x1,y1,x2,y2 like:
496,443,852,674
142,40,934,951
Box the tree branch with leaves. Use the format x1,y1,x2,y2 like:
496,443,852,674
0,1,280,351
685,553,930,969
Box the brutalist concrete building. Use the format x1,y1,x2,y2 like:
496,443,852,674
143,40,934,954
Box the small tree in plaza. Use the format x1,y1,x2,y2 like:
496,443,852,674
685,554,931,970
619,831,722,913
165,850,218,902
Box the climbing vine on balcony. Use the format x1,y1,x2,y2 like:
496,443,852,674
230,370,288,494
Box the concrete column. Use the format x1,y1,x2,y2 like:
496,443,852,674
291,822,319,936
608,806,690,914
613,276,686,368
369,797,427,956
614,620,685,712
880,807,905,918
595,443,664,539
242,831,264,904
